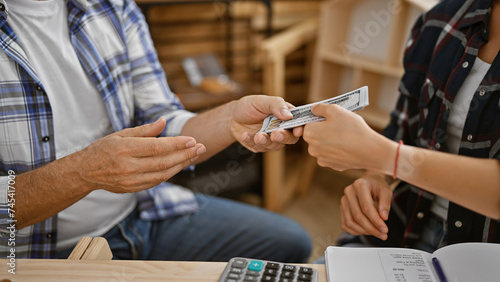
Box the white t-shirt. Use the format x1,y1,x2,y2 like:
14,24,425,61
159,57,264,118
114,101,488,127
6,0,136,250
431,57,491,220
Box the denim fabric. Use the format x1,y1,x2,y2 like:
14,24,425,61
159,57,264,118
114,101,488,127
58,194,312,263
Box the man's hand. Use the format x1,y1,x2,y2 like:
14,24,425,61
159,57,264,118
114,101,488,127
231,95,302,152
340,174,392,241
76,119,206,193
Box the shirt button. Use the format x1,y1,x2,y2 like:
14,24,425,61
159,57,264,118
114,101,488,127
479,89,486,96
42,136,50,142
467,134,473,141
455,221,463,228
417,212,425,219
46,233,53,238
462,61,469,68
36,85,42,91
435,143,441,150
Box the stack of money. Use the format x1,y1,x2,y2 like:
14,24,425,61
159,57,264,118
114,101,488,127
259,86,369,133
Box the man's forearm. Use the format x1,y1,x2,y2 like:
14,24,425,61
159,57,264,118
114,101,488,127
15,152,92,229
181,101,237,163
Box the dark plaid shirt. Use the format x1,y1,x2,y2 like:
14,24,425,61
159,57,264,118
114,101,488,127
359,0,500,248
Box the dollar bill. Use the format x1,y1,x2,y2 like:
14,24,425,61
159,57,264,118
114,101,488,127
259,86,369,133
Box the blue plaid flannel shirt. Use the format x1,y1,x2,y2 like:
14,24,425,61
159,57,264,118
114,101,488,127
0,0,199,258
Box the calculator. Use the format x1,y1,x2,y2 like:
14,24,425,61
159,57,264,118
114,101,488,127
218,257,319,282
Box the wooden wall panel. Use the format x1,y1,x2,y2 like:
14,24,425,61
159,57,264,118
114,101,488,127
140,1,324,111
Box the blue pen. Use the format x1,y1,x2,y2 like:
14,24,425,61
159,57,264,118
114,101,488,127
432,257,448,282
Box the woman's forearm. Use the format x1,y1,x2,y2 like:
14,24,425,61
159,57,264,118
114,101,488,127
370,139,500,219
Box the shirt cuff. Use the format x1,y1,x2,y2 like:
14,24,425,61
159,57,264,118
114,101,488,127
0,176,13,230
161,110,196,137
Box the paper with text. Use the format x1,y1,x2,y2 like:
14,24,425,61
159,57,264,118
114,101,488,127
378,249,436,282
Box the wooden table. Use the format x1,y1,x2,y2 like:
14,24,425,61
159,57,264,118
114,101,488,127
0,259,326,282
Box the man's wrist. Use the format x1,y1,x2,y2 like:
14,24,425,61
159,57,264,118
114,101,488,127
225,99,241,143
60,150,96,194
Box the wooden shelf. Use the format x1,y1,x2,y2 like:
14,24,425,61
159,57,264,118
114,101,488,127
309,0,435,131
319,50,404,78
358,108,391,132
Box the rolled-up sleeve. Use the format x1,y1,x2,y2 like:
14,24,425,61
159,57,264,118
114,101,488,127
122,0,196,136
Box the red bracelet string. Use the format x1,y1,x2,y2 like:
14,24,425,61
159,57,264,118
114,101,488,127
393,140,403,179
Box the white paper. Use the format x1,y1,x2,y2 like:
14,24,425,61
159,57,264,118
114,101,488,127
325,246,388,282
378,249,436,282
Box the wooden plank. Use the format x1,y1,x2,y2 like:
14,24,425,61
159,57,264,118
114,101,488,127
80,238,113,261
3,259,328,282
148,4,228,23
320,50,404,78
386,0,410,66
67,237,112,261
162,54,249,75
67,236,92,260
150,21,249,42
156,39,249,59
261,18,319,61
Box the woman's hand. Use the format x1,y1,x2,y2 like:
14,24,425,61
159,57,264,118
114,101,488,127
340,173,393,240
303,103,396,173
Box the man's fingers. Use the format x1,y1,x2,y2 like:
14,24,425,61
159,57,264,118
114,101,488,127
141,144,206,172
131,159,197,190
253,132,269,145
118,119,166,138
270,129,299,144
256,96,293,121
292,126,304,137
125,136,198,157
240,132,257,148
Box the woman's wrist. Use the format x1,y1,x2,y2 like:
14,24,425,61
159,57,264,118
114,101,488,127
364,133,400,176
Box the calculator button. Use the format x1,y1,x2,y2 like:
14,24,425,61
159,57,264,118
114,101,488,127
283,265,296,271
244,275,260,281
279,279,293,282
298,273,312,281
280,270,294,278
299,267,313,274
225,279,237,282
229,268,243,274
232,259,247,268
246,270,260,276
264,268,278,276
266,262,280,269
262,275,276,281
248,260,263,272
227,273,240,279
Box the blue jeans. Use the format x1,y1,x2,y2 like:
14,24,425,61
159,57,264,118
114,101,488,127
58,194,312,263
